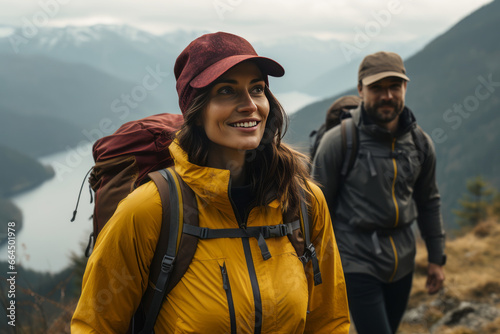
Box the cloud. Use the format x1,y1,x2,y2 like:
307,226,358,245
0,0,493,44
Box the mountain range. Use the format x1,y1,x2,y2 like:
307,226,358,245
0,51,168,157
0,23,428,159
1,2,499,229
287,0,500,228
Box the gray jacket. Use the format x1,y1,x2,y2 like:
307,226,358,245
312,105,445,282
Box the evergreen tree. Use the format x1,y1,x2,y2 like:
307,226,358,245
453,176,494,228
493,192,500,220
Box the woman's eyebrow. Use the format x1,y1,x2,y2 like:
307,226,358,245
215,78,237,85
214,77,265,85
251,78,265,83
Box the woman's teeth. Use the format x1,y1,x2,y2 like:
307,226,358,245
231,121,257,128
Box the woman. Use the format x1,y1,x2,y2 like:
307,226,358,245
71,32,349,333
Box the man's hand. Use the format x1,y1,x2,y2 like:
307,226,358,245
426,263,445,294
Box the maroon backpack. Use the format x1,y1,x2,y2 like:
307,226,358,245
71,113,193,332
87,113,184,244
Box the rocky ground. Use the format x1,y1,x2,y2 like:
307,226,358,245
400,219,500,333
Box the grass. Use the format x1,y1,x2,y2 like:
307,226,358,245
399,218,500,334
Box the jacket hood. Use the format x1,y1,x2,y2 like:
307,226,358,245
352,104,417,141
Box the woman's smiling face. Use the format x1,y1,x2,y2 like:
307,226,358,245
201,61,270,156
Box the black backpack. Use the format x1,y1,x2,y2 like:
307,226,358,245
309,95,361,162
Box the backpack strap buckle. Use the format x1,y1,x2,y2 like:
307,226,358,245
299,243,322,285
306,243,317,259
160,255,175,275
299,243,317,264
198,227,209,239
390,150,405,159
279,224,288,237
299,243,316,265
264,224,288,238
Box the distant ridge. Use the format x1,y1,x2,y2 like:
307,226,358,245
287,0,500,228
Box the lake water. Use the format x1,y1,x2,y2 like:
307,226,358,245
0,145,95,274
0,92,319,274
275,91,319,115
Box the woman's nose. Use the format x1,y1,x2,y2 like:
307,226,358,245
236,92,258,112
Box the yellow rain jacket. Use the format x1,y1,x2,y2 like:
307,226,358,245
71,142,350,333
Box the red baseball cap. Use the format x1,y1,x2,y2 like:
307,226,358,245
174,32,285,114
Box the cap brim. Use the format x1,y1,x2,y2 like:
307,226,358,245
190,55,285,89
362,71,410,86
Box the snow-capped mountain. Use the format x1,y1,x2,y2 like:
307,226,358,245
0,25,190,82
0,24,428,96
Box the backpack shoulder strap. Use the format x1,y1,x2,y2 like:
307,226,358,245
309,123,326,161
284,193,322,286
164,168,199,294
298,195,322,286
340,116,359,179
411,124,429,162
136,167,198,334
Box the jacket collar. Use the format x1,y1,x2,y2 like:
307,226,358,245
350,103,417,140
169,140,280,217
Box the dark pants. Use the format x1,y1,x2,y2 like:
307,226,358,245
345,272,413,334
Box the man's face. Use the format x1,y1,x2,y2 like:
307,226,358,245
358,77,407,124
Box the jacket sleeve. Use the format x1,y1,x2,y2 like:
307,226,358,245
311,126,344,216
304,182,350,334
412,132,446,265
71,181,162,334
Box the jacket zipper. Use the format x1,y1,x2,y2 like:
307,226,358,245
389,138,399,281
388,237,399,282
220,262,237,333
391,138,400,228
241,238,262,333
228,181,262,334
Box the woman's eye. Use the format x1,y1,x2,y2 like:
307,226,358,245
218,86,234,95
251,85,265,94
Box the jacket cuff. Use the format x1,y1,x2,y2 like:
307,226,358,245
426,237,446,265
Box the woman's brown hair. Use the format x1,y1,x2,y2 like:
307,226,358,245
176,80,313,213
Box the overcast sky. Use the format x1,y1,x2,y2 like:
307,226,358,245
0,0,493,44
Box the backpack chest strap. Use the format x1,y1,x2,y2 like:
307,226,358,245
357,148,413,177
183,221,301,261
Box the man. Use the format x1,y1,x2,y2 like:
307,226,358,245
312,51,446,334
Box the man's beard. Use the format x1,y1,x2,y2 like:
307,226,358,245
365,100,404,124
